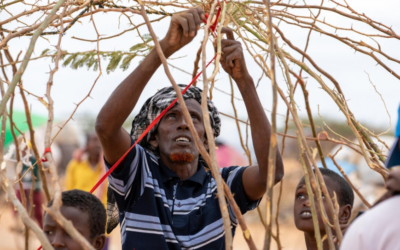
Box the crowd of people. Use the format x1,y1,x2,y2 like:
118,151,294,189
10,7,400,250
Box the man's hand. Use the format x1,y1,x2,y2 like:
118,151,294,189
386,167,400,192
161,7,205,55
218,27,250,82
374,168,400,206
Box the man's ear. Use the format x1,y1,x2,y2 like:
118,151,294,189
204,137,209,151
338,204,352,224
149,134,159,149
92,234,106,250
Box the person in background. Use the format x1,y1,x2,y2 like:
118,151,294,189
65,132,109,249
215,140,248,168
15,139,43,228
43,189,106,250
294,168,353,250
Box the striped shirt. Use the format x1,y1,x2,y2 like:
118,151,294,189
106,139,261,250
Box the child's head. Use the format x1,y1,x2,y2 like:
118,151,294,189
43,189,106,250
294,168,354,235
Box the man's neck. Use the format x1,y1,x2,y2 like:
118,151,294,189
304,232,331,250
161,155,198,180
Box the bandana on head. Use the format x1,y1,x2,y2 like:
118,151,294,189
106,84,221,233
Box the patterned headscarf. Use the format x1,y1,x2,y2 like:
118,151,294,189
106,84,221,233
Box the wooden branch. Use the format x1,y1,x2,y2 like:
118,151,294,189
0,0,67,118
199,1,234,248
0,172,53,250
140,4,257,250
2,47,52,202
262,0,278,249
329,154,372,208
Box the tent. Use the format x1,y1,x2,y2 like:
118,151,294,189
3,110,48,147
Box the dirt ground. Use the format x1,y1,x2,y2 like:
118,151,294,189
0,207,306,250
0,159,323,250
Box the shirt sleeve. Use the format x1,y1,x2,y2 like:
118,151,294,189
221,166,262,225
105,138,150,211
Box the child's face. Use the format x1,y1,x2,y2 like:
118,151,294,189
43,206,105,250
293,176,337,234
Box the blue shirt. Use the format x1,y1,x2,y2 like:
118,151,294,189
396,103,400,137
106,139,260,250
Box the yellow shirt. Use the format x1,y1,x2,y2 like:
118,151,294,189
65,159,108,208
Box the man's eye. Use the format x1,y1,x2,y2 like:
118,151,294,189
191,115,198,121
297,194,305,200
167,114,176,119
44,230,53,235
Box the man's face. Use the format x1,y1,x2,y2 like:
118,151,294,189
152,99,207,163
43,206,104,250
86,133,102,157
293,176,338,234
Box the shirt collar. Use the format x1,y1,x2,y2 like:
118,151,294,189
159,160,207,186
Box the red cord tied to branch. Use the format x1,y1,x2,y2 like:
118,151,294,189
41,147,52,162
204,5,221,37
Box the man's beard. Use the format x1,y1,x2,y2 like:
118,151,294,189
169,153,195,163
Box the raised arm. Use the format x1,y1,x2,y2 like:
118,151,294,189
218,28,284,201
95,8,206,166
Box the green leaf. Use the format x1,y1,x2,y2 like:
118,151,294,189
41,48,50,56
106,51,123,73
62,53,79,67
119,54,136,71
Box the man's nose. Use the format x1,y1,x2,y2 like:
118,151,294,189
51,232,66,248
177,116,189,130
303,198,311,207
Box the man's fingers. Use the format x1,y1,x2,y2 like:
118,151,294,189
225,51,242,68
221,39,240,48
221,44,241,56
189,8,202,30
195,7,206,21
176,16,189,36
221,27,235,40
182,13,197,37
386,169,400,192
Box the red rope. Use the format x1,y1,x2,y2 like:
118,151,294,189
41,147,52,162
90,53,217,194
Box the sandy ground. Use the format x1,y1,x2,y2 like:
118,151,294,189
0,159,308,250
0,206,306,250
2,158,382,250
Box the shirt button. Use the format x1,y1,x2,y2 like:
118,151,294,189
179,181,183,186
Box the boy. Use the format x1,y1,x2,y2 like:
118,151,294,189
43,189,106,250
294,168,354,250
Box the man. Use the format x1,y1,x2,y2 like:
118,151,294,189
95,7,283,249
43,189,106,250
294,168,353,250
